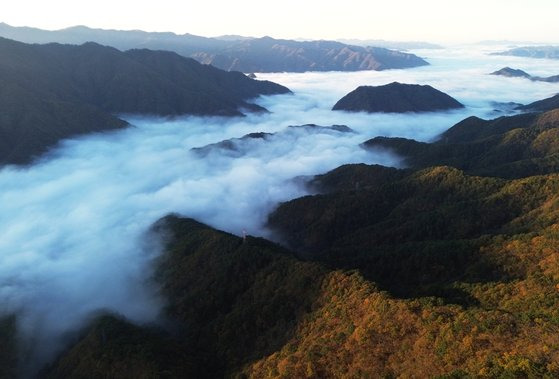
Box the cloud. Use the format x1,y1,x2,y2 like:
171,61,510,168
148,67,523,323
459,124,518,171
0,45,558,371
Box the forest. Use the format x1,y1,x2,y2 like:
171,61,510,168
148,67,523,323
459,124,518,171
14,108,556,378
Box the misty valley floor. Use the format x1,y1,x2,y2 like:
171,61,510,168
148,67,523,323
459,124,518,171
1,45,559,377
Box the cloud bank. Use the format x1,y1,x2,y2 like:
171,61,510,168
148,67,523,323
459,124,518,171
0,45,558,371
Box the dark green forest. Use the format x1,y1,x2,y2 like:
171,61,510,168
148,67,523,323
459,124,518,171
2,36,559,378
0,37,288,165
13,105,555,378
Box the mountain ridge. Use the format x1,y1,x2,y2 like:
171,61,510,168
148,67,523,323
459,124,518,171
9,108,559,377
0,37,289,165
0,22,429,73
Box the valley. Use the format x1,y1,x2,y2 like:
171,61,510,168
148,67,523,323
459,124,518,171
1,40,559,378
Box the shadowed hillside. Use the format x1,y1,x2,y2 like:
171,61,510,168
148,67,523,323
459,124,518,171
42,315,197,379
0,37,289,165
332,82,463,113
364,109,559,178
0,316,17,379
42,207,559,377
518,94,559,112
43,215,328,378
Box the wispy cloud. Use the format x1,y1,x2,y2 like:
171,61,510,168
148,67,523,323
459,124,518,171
0,46,558,369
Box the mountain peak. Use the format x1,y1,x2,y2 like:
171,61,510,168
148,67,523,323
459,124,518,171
333,82,463,113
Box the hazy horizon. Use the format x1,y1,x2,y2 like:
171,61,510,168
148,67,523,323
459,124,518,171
1,21,556,47
3,0,559,44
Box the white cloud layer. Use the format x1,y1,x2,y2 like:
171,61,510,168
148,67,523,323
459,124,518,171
0,45,558,370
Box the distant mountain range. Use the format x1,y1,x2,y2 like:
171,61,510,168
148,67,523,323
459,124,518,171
332,82,464,113
0,22,429,72
0,37,289,165
492,46,559,59
491,67,559,82
337,38,443,50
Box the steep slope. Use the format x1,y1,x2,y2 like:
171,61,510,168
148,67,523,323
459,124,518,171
44,215,328,377
150,216,328,377
191,37,429,72
364,109,559,178
518,93,559,112
45,207,559,378
0,37,289,165
43,315,196,379
332,82,464,113
0,78,127,165
269,166,559,278
40,106,559,379
0,23,429,73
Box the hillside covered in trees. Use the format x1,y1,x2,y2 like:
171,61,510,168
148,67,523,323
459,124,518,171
1,103,549,378
332,82,464,113
0,37,289,165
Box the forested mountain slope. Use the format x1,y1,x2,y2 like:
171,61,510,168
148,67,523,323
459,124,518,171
0,37,288,165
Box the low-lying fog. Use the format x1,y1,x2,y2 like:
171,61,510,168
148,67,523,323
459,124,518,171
1,44,558,369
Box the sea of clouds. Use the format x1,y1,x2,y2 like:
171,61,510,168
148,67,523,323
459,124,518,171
0,44,558,370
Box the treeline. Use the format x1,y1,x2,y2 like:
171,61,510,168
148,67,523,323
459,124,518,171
5,102,559,378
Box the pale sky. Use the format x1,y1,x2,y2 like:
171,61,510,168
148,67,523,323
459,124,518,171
2,0,558,44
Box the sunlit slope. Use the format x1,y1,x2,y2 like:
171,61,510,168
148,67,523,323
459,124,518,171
43,105,559,378
46,208,559,377
44,216,328,377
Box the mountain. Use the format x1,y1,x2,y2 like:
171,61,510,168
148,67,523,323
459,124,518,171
41,314,198,378
38,106,559,378
0,22,231,54
364,109,559,178
332,82,464,113
492,45,559,59
190,37,429,72
0,37,289,165
491,66,559,82
490,66,531,78
43,215,329,378
0,23,429,73
517,93,559,112
191,124,353,158
43,184,559,378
